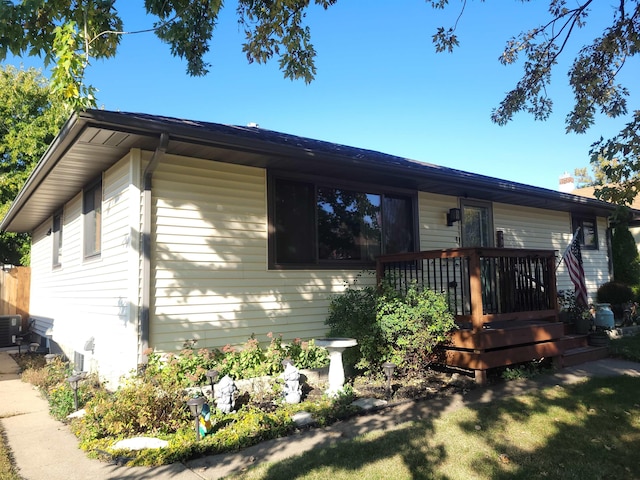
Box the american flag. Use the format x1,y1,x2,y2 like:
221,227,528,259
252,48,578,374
563,230,588,306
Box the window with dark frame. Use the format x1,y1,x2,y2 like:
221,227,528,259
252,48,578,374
52,211,63,268
270,176,415,268
572,215,598,250
83,177,102,259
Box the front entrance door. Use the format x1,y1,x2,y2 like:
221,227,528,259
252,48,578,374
461,201,493,248
461,200,495,313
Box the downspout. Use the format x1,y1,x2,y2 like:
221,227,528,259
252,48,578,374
139,132,170,366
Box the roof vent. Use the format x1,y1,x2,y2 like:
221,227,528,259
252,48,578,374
247,122,259,128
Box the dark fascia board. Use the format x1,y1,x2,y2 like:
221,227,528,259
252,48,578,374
0,109,626,232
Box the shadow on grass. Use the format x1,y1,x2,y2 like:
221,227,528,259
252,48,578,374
244,376,640,480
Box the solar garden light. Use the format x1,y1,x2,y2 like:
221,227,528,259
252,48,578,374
205,369,219,399
382,362,396,398
67,373,85,411
14,337,22,354
187,396,205,442
29,342,39,353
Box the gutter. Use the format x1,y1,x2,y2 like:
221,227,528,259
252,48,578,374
139,132,169,365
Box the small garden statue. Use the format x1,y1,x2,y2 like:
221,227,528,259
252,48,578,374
282,361,302,404
214,375,238,414
199,403,214,437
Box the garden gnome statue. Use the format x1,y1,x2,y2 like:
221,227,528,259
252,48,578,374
283,362,302,404
214,375,238,414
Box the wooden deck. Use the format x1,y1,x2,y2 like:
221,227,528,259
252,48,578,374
376,248,599,383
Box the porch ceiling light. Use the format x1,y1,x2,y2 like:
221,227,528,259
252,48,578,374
447,208,462,226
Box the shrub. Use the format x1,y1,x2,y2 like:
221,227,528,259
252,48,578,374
48,377,99,421
21,356,71,391
611,216,640,285
76,379,191,442
326,276,458,375
377,283,457,374
142,335,329,389
597,281,634,320
325,276,382,373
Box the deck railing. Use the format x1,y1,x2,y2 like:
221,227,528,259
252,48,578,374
376,248,559,331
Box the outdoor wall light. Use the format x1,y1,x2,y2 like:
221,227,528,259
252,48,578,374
382,362,396,398
187,397,205,441
205,369,219,399
447,208,462,226
67,373,85,411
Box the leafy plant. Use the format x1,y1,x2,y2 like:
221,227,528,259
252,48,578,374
597,281,635,319
501,360,553,381
326,276,457,375
557,289,591,323
377,283,457,374
597,281,634,305
325,275,382,373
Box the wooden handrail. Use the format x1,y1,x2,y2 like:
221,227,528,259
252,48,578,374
376,248,559,329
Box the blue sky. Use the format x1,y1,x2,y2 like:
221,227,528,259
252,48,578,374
5,1,638,191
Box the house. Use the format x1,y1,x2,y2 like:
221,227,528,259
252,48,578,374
0,110,624,385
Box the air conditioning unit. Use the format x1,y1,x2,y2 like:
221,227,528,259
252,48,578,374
0,315,22,347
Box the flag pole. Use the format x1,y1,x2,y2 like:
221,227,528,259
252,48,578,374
556,227,581,272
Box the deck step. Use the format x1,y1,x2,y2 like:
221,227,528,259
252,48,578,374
560,334,589,351
561,345,608,367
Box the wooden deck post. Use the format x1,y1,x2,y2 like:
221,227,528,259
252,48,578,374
468,249,484,332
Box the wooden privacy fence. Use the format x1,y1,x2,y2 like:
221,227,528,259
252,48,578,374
0,266,30,330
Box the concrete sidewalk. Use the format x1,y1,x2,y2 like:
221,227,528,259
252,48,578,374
1,348,640,480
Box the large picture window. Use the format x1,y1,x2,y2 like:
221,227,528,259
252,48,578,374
270,176,415,267
83,177,102,259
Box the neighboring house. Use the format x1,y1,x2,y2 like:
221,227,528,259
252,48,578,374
0,111,623,385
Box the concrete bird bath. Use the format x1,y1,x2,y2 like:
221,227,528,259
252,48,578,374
314,338,357,395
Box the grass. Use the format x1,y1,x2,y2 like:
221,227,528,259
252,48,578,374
609,331,640,362
231,375,640,480
0,423,22,480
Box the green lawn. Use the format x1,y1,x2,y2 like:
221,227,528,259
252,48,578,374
0,423,22,480
231,375,640,480
609,331,640,362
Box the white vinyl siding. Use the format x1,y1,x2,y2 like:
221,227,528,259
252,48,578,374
418,191,460,250
150,155,369,352
29,153,141,386
493,203,610,303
